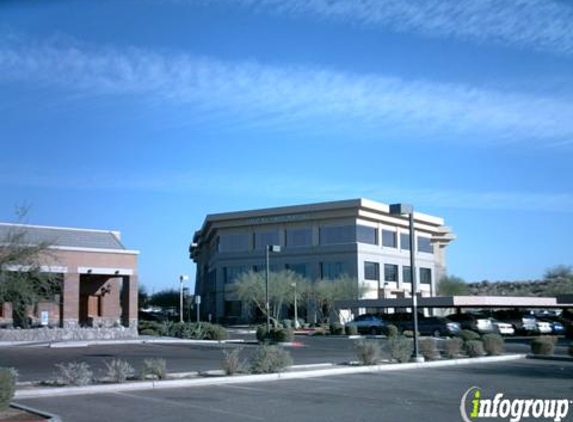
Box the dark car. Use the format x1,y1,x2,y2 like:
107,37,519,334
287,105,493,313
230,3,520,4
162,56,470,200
385,313,461,337
346,314,388,335
491,310,538,335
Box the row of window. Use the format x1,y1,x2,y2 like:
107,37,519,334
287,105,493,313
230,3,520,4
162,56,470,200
218,225,433,253
364,262,432,285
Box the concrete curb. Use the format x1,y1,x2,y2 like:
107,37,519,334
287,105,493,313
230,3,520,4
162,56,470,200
10,402,62,421
14,354,526,399
526,354,573,362
0,338,247,348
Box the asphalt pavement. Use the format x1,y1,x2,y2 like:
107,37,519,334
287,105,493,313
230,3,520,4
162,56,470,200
16,359,573,422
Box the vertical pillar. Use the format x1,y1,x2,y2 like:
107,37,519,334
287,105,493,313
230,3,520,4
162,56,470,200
62,272,80,328
121,275,138,328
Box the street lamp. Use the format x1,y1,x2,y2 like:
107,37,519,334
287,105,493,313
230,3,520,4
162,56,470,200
179,274,189,323
265,244,281,334
291,281,298,329
389,203,423,362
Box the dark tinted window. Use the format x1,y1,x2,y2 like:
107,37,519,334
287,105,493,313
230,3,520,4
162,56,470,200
286,263,308,278
224,266,249,284
400,233,411,250
219,234,250,252
319,225,354,244
402,265,412,283
356,225,377,245
364,262,380,280
418,237,434,253
382,230,397,248
320,261,345,279
254,231,280,250
420,268,432,284
286,228,312,248
384,264,398,282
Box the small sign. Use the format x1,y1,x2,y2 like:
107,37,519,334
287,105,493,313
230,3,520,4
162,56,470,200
41,311,49,326
195,295,201,305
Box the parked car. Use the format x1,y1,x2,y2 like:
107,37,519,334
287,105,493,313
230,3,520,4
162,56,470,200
491,310,538,335
346,314,388,334
488,318,515,336
446,313,495,334
384,313,461,337
535,320,553,334
538,318,565,335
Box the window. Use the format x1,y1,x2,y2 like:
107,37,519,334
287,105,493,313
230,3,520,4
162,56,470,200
218,234,250,252
356,225,377,245
320,262,344,280
402,266,412,284
286,228,312,248
382,230,397,248
224,266,248,284
364,262,380,281
420,268,432,285
384,264,398,282
286,263,308,278
254,230,280,250
418,237,433,253
224,301,242,317
319,225,354,244
400,233,411,251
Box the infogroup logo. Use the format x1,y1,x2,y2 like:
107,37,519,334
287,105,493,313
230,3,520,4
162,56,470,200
460,387,571,422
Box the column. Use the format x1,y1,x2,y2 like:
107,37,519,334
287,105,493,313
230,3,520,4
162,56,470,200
62,272,80,328
121,275,138,328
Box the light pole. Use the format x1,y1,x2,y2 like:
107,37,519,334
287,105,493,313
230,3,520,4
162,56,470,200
389,203,423,362
291,281,298,329
179,274,189,323
265,244,281,334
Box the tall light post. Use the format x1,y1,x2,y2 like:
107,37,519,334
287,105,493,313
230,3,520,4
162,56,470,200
291,281,298,329
389,203,423,362
265,244,281,334
179,274,189,323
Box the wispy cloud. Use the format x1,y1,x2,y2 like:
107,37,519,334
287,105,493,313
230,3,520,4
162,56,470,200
2,166,572,213
206,0,573,56
1,34,573,146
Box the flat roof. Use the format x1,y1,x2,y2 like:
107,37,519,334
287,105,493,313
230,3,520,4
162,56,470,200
336,295,573,309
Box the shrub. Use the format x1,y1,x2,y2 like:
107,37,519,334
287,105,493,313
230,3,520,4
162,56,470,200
0,368,17,410
104,359,135,383
345,325,358,336
443,337,463,359
541,335,559,345
221,348,243,375
139,328,159,336
329,322,344,335
459,330,481,342
54,362,93,386
531,338,555,356
388,336,414,363
482,334,504,356
465,340,485,357
203,323,229,341
140,358,167,380
256,325,268,343
387,324,399,338
419,338,439,361
270,327,294,343
355,339,381,365
249,345,293,374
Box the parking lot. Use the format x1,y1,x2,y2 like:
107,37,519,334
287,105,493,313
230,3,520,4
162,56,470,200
16,359,573,422
1,334,570,382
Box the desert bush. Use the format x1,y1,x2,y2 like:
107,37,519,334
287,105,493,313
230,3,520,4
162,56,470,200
355,339,381,365
203,323,229,341
419,337,440,361
270,327,294,343
54,362,93,386
443,337,463,359
482,334,505,356
221,348,243,375
249,345,293,374
256,325,268,342
541,335,559,345
104,359,135,383
329,322,344,335
531,338,555,356
388,336,414,363
459,330,481,342
140,358,167,380
0,368,17,410
465,340,485,357
345,325,358,336
139,328,159,336
387,324,399,338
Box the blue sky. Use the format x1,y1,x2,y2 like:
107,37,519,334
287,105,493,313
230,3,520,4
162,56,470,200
1,0,572,292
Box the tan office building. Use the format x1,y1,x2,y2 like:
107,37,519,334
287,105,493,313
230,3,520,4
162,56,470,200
190,199,455,322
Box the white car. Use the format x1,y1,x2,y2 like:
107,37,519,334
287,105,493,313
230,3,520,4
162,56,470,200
490,318,515,336
536,321,553,334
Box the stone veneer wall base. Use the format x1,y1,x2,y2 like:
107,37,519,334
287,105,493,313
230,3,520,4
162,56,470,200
0,326,138,342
